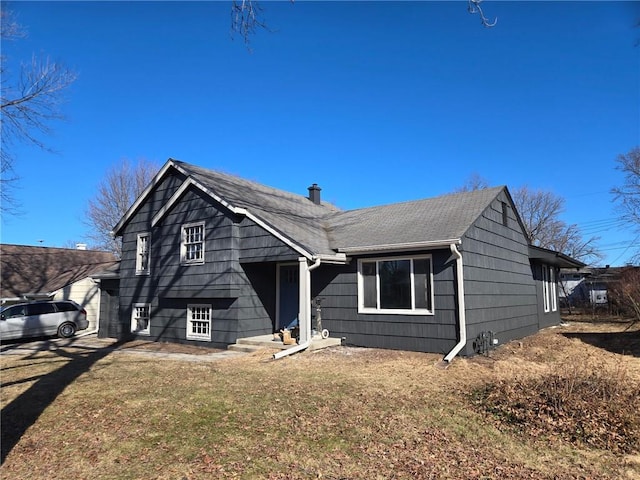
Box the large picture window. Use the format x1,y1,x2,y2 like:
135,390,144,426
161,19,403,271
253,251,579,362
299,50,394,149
358,256,433,314
181,222,205,265
136,233,150,274
131,304,151,335
187,304,212,341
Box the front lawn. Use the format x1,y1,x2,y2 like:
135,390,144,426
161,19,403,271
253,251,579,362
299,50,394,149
1,320,638,479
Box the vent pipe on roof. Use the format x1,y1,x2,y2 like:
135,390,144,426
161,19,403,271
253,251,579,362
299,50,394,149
308,184,321,205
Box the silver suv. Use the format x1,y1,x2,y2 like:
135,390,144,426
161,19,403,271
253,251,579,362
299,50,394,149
0,300,89,340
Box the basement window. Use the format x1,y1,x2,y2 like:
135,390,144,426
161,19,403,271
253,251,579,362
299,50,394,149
187,304,212,341
358,255,434,315
131,304,151,335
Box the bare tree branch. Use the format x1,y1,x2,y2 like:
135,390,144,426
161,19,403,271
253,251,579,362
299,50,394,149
455,173,490,192
0,8,77,215
230,0,271,50
468,0,497,28
611,146,640,261
85,158,160,257
513,185,601,263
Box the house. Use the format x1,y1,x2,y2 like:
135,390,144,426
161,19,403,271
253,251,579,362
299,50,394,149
0,244,119,331
560,266,638,310
105,159,583,361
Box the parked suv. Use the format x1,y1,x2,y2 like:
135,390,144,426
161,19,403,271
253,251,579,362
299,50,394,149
0,300,89,340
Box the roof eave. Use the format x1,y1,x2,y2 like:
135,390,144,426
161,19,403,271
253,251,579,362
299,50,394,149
528,245,586,269
337,239,462,256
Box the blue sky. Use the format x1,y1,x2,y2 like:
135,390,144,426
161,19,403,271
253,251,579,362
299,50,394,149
1,1,638,266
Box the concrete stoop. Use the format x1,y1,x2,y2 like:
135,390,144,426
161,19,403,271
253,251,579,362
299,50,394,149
227,334,341,354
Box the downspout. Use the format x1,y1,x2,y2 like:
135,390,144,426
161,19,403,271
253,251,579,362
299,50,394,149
273,257,322,359
443,243,467,363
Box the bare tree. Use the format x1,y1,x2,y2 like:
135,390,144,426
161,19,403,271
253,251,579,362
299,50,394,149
456,176,601,263
455,173,490,192
612,146,640,260
609,267,640,323
1,8,77,215
85,158,160,257
513,185,601,263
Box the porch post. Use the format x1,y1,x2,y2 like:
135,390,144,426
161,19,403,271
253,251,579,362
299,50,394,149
298,257,311,343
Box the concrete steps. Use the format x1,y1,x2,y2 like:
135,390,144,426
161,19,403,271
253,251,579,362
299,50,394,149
227,334,342,354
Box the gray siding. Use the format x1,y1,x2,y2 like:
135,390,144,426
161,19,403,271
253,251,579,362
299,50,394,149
461,191,539,355
531,261,562,329
116,171,296,347
239,222,300,263
312,249,459,354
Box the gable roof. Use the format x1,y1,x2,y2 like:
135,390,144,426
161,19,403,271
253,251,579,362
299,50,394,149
0,244,119,300
328,187,506,253
112,159,514,258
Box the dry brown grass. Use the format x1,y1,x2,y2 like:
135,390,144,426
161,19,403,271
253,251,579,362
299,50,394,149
1,319,639,479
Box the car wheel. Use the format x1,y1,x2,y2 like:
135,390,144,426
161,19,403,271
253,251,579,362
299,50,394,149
58,322,76,338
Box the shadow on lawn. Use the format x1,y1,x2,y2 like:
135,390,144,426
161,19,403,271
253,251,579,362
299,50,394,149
0,337,126,464
563,324,640,358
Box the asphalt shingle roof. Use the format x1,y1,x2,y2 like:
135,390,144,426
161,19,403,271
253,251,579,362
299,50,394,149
177,161,340,256
0,245,118,299
175,161,505,256
327,187,505,251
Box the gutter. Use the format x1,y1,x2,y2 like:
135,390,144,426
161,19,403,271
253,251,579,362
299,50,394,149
443,242,467,363
337,239,461,255
273,257,322,360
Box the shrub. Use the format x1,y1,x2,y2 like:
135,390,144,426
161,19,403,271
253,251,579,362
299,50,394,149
473,360,640,453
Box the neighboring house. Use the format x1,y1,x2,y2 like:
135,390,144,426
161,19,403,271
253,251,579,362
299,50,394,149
0,244,119,332
105,159,583,361
560,266,633,308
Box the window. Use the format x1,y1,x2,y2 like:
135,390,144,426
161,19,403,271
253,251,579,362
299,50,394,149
131,304,151,335
542,265,557,313
501,202,508,226
1,305,26,319
54,302,80,312
358,256,433,314
187,304,212,341
27,303,56,315
136,233,150,274
181,222,205,264
549,267,557,312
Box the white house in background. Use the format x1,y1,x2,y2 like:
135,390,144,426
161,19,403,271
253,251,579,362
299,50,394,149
559,267,630,307
0,244,119,332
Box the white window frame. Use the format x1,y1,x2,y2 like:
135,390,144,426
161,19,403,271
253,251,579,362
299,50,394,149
357,255,434,315
181,222,205,265
136,232,150,274
186,304,212,341
542,266,550,313
542,265,557,313
131,303,151,335
549,266,557,312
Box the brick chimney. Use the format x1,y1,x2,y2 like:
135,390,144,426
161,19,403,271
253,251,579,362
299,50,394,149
308,184,321,205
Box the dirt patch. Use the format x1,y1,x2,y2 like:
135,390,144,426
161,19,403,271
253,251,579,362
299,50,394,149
113,339,223,355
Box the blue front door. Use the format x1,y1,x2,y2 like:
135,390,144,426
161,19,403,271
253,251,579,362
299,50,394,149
278,265,299,330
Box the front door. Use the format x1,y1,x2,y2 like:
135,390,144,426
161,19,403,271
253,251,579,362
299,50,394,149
277,264,299,330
